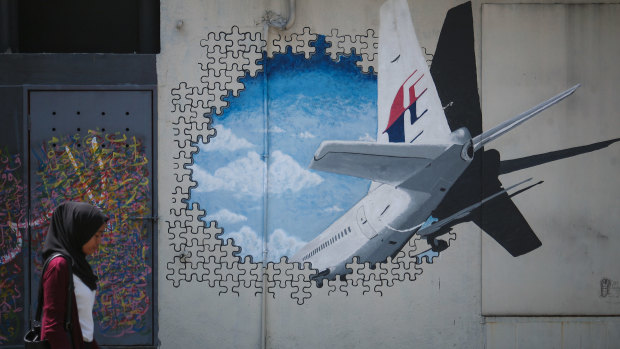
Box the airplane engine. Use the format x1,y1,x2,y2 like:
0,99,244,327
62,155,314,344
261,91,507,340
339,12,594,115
449,127,474,162
461,139,474,161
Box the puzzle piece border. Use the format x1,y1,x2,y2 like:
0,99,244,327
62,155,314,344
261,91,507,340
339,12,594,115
164,25,456,304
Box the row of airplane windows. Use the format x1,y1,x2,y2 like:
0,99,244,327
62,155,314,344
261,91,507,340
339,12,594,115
302,226,352,261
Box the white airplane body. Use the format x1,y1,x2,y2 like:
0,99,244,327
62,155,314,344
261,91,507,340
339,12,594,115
291,0,579,279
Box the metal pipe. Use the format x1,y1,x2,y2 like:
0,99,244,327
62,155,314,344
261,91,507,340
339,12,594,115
283,0,296,30
265,0,296,30
258,2,294,347
260,21,270,349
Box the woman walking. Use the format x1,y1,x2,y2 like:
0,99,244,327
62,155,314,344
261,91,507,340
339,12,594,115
40,201,108,349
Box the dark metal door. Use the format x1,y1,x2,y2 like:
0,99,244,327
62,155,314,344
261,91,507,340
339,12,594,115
27,88,155,346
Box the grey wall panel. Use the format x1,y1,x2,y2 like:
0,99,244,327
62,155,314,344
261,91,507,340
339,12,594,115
0,54,156,85
481,3,620,315
486,317,620,349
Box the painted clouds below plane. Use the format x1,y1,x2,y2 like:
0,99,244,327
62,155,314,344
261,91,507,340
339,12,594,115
209,209,247,224
227,226,307,261
191,150,323,197
189,34,377,261
198,125,254,152
191,125,321,261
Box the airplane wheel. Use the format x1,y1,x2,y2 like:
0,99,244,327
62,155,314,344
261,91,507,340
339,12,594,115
429,238,448,252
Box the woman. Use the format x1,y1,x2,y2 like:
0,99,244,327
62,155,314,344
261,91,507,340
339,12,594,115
40,201,108,349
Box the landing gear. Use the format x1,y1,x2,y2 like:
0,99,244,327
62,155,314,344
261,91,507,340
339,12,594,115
427,237,448,252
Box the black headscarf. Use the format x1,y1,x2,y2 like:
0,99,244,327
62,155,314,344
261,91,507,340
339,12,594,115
42,201,109,290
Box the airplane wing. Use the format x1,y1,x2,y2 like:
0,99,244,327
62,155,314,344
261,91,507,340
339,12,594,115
310,140,448,185
378,0,452,145
418,176,542,257
417,178,532,236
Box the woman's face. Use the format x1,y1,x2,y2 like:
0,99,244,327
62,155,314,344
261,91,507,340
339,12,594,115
82,224,105,255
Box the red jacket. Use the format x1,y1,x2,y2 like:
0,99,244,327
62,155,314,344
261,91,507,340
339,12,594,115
41,257,100,349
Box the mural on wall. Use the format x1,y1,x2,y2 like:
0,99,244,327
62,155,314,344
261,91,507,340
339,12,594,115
166,1,452,302
166,0,613,303
190,33,377,263
0,149,25,345
30,130,152,337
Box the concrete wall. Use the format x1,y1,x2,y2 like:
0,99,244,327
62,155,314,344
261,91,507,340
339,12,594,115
156,1,620,348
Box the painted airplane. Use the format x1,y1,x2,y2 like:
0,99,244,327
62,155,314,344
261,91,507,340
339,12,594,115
291,0,579,280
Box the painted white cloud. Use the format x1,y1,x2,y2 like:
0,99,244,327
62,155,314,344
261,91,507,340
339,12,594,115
226,226,307,261
191,152,263,196
358,133,376,142
267,228,307,261
323,205,343,213
268,151,323,194
192,150,323,197
195,152,263,195
209,209,247,224
269,125,285,133
227,226,263,260
299,131,315,139
199,126,254,152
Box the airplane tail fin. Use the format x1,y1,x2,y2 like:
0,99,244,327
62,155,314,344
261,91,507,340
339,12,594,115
472,84,580,152
378,0,453,145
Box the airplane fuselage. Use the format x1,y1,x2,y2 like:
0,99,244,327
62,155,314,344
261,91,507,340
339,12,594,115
292,129,474,279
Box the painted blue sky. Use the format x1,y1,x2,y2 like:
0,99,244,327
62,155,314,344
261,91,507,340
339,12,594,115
190,36,377,261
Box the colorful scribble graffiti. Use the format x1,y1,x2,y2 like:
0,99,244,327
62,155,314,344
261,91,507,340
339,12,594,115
30,130,152,337
0,149,25,344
